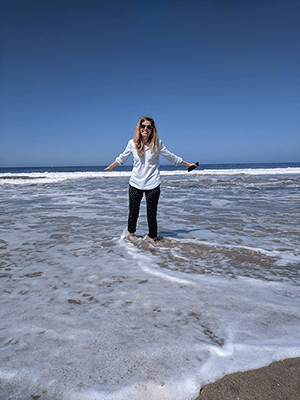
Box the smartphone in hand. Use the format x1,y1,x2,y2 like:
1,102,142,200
188,162,199,172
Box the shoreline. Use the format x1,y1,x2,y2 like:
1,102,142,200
195,357,300,400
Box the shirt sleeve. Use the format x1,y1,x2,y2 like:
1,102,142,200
115,140,133,166
158,140,183,166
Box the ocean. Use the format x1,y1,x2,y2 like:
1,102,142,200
1,162,299,400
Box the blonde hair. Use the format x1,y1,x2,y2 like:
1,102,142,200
134,117,158,157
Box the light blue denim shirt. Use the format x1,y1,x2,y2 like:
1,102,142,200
115,139,182,190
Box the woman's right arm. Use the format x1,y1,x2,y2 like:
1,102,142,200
104,161,118,171
104,140,133,171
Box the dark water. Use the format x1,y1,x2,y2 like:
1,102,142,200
1,161,299,174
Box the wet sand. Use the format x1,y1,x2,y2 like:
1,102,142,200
195,357,300,400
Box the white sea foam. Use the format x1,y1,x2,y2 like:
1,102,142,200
1,166,300,185
0,168,299,399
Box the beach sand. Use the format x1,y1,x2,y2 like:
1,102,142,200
195,357,300,400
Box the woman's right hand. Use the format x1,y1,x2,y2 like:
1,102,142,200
104,161,118,171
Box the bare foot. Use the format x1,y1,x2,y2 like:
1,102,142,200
149,236,162,242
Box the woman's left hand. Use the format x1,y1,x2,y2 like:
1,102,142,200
180,160,195,168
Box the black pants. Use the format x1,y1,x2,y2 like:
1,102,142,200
128,184,160,239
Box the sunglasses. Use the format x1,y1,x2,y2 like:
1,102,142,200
140,124,152,129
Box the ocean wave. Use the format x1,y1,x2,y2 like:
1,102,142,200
1,167,300,185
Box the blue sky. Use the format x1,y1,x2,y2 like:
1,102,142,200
1,0,299,167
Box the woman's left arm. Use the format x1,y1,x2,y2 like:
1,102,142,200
158,141,182,166
180,160,196,168
159,141,196,169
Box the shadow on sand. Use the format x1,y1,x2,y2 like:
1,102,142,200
158,229,201,238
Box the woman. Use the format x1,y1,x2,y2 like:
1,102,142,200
105,117,196,241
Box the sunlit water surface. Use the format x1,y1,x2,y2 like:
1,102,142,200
1,165,299,400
